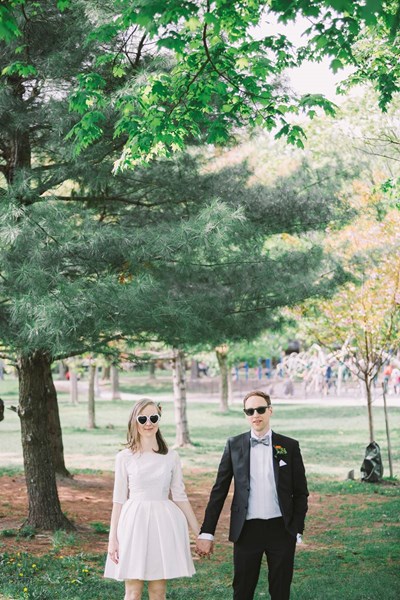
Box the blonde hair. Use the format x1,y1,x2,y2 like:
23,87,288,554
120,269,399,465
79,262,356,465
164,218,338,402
126,398,168,455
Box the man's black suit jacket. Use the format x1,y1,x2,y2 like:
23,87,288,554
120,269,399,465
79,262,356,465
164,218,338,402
200,430,309,543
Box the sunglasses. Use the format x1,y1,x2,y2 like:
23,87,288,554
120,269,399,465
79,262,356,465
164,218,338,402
136,414,161,425
243,406,270,416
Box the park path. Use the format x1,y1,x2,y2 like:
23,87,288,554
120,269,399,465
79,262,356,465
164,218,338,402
54,378,400,408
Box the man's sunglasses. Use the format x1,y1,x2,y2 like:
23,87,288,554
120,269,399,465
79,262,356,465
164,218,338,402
243,406,270,416
136,414,161,425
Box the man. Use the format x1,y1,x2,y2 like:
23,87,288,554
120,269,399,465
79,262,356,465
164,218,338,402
196,390,308,600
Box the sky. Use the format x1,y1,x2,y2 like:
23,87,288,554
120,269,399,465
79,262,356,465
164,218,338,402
286,58,352,101
254,14,354,103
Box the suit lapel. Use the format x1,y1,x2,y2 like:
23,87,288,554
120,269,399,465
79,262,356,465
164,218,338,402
271,431,279,487
241,431,251,481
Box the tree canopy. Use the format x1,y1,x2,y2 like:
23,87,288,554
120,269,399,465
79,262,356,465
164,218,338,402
1,1,399,167
1,0,398,529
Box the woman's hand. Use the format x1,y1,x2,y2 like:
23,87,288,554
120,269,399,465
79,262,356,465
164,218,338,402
108,538,119,564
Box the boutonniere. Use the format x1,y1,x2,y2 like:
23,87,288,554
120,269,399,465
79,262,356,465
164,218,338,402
273,445,287,457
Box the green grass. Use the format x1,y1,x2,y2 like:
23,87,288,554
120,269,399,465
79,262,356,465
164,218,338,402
119,380,173,395
1,374,400,473
1,375,400,598
1,484,399,599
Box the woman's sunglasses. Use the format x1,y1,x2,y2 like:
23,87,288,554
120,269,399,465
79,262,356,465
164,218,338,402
243,406,270,416
136,414,161,425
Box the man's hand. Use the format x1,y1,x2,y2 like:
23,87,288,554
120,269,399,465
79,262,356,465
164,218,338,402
195,538,214,558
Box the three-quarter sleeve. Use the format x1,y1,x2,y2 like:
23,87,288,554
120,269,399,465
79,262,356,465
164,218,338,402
170,451,189,502
112,450,129,504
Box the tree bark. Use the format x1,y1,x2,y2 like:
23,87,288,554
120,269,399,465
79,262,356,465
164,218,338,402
216,347,229,412
58,361,68,379
45,363,72,478
190,359,199,380
364,378,375,442
382,385,394,478
18,351,74,530
102,363,111,380
149,361,156,380
88,363,96,429
69,370,78,404
228,369,234,406
171,349,192,447
111,365,121,400
94,366,102,398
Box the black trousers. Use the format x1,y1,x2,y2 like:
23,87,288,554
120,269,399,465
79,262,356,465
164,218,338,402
233,518,296,600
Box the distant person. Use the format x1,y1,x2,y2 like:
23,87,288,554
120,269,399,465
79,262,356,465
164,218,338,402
383,363,393,393
0,359,4,380
323,363,333,395
0,398,4,422
390,366,400,395
104,398,199,600
283,377,294,396
198,361,209,376
196,390,308,600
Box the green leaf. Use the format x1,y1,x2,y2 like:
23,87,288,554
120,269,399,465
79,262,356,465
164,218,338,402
327,0,354,13
360,0,384,26
112,65,126,78
187,16,201,31
14,45,26,55
57,0,70,11
2,61,37,78
236,57,249,70
330,58,343,73
157,36,186,53
204,13,219,26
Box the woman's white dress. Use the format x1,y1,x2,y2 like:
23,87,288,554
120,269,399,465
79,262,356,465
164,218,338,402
104,448,195,581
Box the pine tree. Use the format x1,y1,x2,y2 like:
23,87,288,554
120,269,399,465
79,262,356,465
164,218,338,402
1,1,349,529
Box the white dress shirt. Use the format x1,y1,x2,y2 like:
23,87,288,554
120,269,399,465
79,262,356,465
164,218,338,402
246,428,282,520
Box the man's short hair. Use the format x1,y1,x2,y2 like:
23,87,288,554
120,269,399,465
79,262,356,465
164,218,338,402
243,390,271,407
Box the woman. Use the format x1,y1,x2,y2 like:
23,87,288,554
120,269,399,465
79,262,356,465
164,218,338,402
104,398,199,600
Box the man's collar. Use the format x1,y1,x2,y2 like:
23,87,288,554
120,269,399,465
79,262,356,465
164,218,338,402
251,428,272,440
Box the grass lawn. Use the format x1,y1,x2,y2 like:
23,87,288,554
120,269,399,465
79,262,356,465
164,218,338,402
0,375,399,599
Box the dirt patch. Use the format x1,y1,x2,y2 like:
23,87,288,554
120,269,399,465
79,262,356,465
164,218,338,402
0,471,231,557
0,472,395,557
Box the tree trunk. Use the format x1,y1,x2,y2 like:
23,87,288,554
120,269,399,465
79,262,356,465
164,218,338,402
382,385,394,478
190,359,199,380
102,363,111,380
228,369,234,406
171,349,192,447
216,348,229,412
111,365,121,400
88,363,97,429
58,361,68,380
364,378,374,442
45,363,71,478
94,366,102,398
69,371,78,404
18,351,74,530
149,361,156,380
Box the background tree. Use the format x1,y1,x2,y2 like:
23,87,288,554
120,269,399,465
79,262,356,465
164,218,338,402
63,0,400,164
1,1,392,531
294,182,400,442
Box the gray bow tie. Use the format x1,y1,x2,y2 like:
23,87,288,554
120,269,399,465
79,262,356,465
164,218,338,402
251,435,270,447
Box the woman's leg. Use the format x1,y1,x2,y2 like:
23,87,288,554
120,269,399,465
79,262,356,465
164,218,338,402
148,579,167,600
124,579,144,600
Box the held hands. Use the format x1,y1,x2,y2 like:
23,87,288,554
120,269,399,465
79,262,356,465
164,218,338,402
108,539,119,564
195,538,214,559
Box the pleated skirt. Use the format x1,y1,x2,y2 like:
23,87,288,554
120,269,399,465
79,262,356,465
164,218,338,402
104,499,195,581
